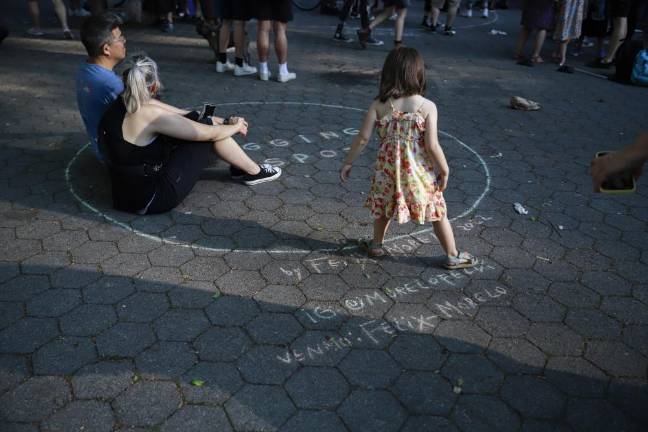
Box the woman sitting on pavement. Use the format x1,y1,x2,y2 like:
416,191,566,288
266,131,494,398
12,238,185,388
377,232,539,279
98,54,281,214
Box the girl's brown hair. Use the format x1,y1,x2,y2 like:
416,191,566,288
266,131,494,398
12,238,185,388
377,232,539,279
376,47,426,103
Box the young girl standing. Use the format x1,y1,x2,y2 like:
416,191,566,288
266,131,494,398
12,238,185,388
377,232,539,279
340,47,476,270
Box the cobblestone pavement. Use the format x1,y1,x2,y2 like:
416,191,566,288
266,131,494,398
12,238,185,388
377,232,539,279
1,2,648,431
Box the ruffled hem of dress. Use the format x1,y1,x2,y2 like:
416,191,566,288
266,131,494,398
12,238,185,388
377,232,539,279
364,197,446,225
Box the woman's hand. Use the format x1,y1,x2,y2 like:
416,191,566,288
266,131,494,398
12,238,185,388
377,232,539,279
436,171,448,192
230,117,248,137
340,163,353,182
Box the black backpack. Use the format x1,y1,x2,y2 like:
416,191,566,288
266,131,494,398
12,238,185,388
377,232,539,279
614,39,644,84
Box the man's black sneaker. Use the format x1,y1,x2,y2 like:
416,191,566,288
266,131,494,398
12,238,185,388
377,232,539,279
429,23,441,34
242,164,282,185
333,31,353,43
230,165,246,180
421,18,433,30
444,27,456,36
366,36,384,46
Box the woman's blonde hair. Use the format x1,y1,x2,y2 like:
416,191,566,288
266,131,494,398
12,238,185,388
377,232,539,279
121,54,162,113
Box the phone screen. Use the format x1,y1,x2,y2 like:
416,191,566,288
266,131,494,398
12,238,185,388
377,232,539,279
597,152,635,191
203,104,216,118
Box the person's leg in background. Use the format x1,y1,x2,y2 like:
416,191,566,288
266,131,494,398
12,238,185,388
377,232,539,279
334,0,356,42
257,19,272,80
274,21,296,82
393,6,407,46
233,20,256,76
602,16,628,64
216,18,234,71
26,0,44,35
422,0,434,27
531,29,547,62
443,0,459,34
51,0,73,38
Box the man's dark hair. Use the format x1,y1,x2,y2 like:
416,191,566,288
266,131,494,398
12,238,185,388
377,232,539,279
80,13,123,58
377,47,427,103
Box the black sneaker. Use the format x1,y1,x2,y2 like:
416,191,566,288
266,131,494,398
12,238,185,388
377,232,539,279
242,164,282,185
429,23,441,34
421,18,433,30
444,27,456,36
229,165,246,180
333,31,353,43
366,36,384,46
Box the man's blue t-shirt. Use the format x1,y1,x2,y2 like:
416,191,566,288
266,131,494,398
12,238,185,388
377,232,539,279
76,63,124,160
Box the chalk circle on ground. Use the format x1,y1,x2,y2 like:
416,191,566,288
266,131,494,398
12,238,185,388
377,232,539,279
66,101,491,255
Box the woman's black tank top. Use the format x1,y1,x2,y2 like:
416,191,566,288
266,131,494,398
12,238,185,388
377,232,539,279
100,99,168,213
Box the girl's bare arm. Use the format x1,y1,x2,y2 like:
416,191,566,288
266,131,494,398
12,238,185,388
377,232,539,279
343,101,378,165
423,102,450,191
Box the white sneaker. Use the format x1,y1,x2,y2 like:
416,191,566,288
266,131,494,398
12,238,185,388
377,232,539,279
461,9,473,17
73,8,91,17
215,61,234,73
234,62,257,76
482,8,489,18
277,72,296,83
27,27,45,36
259,70,271,81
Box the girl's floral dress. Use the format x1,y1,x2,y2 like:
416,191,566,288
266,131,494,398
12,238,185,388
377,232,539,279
365,100,447,224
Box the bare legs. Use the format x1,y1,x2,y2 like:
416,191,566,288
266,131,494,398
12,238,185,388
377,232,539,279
603,17,627,63
532,29,546,60
370,215,458,257
257,21,288,64
514,26,530,58
212,137,260,175
27,0,70,35
557,38,569,66
431,4,458,29
515,26,546,61
372,216,391,246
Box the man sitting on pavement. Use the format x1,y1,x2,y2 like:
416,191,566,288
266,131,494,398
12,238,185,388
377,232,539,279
76,13,126,161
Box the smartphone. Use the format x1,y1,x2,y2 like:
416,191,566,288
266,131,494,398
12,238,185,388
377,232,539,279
200,103,216,120
596,151,637,194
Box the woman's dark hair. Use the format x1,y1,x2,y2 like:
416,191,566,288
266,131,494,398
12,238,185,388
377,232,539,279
80,13,123,58
376,47,426,102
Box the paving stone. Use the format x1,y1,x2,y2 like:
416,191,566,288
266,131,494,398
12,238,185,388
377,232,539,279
261,261,310,285
585,341,646,377
161,405,232,432
246,312,304,345
0,317,59,354
600,296,648,325
134,267,184,292
117,292,169,323
96,322,156,358
101,252,151,276
168,282,217,308
527,322,583,356
20,250,71,274
544,356,607,397
83,276,135,304
60,303,117,336
565,309,622,339
0,376,71,422
622,325,648,358
237,345,298,385
225,384,296,432
114,381,182,427
400,416,459,432
0,422,39,432
392,370,456,416
339,318,395,350
280,410,347,432
41,400,114,432
608,378,648,425
301,274,349,301
512,294,566,322
566,399,633,432
224,250,272,270
0,354,29,394
441,354,504,394
521,419,571,432
339,349,400,389
475,306,530,337
135,341,197,379
217,270,267,296
33,336,97,375
71,241,119,264
180,362,243,405
290,330,351,366
254,284,306,313
205,295,260,326
547,282,600,308
0,274,50,302
338,390,405,432
501,376,565,419
533,260,579,282
72,360,134,399
0,238,41,261
0,302,24,330
26,288,81,317
435,320,491,354
181,256,229,281
195,327,251,362
285,367,349,409
0,262,19,284
388,333,446,370
453,395,521,432
155,309,210,341
42,230,89,252
51,264,101,288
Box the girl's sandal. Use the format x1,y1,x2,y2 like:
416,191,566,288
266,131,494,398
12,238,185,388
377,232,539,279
358,239,386,258
444,251,476,270
531,55,544,64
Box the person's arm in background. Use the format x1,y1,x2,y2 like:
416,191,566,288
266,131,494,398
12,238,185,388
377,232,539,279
591,132,648,192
